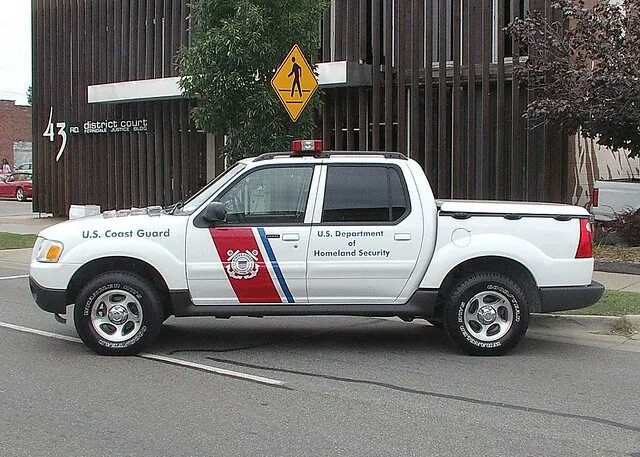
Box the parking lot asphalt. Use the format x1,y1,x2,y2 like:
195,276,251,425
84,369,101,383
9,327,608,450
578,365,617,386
0,200,639,455
1,259,639,456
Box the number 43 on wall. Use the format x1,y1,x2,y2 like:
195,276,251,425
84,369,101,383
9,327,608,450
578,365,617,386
42,107,67,162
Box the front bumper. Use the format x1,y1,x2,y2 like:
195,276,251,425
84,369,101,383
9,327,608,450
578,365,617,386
538,281,605,313
29,276,68,314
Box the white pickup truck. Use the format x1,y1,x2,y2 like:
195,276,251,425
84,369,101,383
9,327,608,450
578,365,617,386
30,142,604,356
590,178,640,221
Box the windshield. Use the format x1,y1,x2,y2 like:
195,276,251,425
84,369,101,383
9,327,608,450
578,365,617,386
178,163,247,214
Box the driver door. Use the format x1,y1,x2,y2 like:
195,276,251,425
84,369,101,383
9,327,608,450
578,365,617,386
186,164,319,305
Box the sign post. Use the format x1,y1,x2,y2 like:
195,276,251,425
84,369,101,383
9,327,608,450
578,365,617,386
270,44,319,122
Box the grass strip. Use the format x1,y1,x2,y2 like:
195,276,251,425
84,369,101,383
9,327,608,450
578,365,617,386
559,290,640,316
0,232,38,250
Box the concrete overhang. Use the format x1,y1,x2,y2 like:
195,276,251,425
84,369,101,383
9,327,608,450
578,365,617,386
88,76,184,104
87,61,373,104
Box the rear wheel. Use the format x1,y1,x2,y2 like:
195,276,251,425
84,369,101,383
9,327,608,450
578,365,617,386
15,187,25,202
444,272,531,356
74,271,163,355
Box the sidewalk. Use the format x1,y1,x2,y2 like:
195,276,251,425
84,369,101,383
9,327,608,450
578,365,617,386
593,271,640,292
0,203,63,235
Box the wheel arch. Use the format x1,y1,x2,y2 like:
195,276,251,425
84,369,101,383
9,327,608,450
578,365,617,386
67,256,173,318
436,256,541,315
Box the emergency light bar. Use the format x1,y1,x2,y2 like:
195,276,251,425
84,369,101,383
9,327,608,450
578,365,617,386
292,139,323,153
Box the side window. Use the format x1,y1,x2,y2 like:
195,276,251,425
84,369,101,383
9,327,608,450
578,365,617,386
216,166,314,225
321,166,409,223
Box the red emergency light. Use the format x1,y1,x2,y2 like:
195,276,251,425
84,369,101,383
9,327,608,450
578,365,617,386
292,139,323,153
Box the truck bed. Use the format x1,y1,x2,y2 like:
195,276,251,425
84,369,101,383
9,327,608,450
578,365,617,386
437,200,588,218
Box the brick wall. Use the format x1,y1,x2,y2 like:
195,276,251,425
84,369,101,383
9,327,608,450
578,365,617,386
0,100,32,170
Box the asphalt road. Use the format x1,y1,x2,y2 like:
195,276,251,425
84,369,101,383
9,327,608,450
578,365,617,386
1,261,639,457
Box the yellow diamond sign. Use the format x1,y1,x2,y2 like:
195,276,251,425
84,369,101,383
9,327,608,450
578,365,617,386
271,44,318,122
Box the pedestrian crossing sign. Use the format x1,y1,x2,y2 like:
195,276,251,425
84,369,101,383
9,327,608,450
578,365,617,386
270,44,319,122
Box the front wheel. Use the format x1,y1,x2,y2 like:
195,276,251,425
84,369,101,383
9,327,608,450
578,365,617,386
15,187,25,202
74,272,163,355
444,272,531,356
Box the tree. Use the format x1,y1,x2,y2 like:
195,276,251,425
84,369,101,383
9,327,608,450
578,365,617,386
507,0,640,158
178,0,328,163
27,86,32,105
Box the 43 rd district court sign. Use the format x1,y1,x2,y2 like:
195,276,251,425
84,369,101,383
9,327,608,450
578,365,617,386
271,44,319,122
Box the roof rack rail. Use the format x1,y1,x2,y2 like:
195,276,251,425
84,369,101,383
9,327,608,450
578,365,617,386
253,150,408,162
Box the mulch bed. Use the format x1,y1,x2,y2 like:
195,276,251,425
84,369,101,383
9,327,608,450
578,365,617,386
594,245,640,275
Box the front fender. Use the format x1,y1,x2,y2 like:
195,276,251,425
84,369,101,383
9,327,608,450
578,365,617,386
61,238,187,290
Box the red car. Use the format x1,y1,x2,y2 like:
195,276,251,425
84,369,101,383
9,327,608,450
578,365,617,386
0,172,33,201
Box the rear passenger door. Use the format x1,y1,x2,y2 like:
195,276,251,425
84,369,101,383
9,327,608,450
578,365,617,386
306,164,423,304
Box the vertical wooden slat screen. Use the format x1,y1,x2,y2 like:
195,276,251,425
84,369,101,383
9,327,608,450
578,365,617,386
371,0,381,150
424,0,434,185
321,0,568,203
481,0,492,199
33,0,572,216
510,0,522,200
451,0,462,197
437,0,448,198
410,0,422,163
465,0,477,198
358,0,368,151
32,0,207,216
496,0,506,199
383,0,393,151
395,0,406,156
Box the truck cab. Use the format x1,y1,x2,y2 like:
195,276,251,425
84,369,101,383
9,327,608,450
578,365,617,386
30,142,604,356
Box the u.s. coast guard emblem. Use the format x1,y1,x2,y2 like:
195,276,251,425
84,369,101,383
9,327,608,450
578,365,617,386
226,249,259,279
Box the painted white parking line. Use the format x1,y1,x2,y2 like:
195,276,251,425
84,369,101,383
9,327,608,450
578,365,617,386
0,321,83,343
0,321,287,387
0,274,29,280
138,353,287,387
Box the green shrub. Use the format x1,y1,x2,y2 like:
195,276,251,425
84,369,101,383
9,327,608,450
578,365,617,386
613,209,640,247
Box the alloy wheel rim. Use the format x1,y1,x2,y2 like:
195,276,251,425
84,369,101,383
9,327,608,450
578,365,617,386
90,290,143,343
463,290,514,342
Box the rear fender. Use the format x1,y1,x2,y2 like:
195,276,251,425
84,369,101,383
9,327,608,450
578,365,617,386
420,233,593,289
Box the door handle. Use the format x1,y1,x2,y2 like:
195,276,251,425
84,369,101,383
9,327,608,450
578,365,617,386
394,233,411,241
282,233,300,242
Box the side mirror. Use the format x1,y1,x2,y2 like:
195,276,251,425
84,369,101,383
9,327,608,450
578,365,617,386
204,201,227,225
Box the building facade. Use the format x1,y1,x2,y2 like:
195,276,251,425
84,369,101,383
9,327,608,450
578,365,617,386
33,0,580,215
0,100,32,171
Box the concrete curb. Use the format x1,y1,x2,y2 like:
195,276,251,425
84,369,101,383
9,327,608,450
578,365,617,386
527,313,640,352
530,313,639,340
595,260,640,276
534,313,640,325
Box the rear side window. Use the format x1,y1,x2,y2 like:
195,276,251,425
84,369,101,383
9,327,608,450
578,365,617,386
321,166,409,223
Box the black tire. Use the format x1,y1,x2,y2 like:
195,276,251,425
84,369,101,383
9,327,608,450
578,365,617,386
443,272,531,356
15,187,25,202
74,271,163,355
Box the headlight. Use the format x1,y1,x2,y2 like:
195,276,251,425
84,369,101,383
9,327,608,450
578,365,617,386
35,238,64,263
